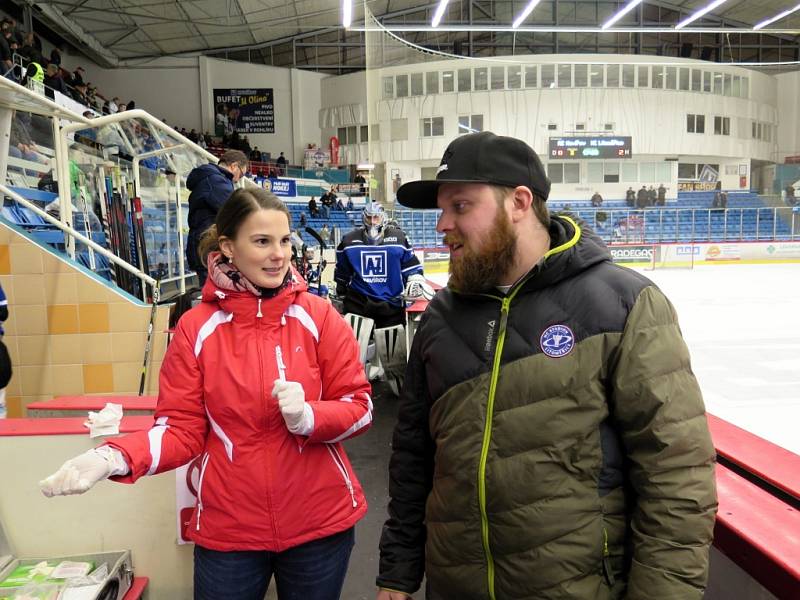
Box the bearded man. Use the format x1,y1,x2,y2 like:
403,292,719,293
376,131,717,600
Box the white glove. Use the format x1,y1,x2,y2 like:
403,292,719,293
272,380,315,436
39,446,129,498
403,274,435,301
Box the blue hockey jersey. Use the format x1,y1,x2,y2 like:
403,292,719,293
334,226,423,306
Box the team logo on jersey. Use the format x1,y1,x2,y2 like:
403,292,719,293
540,324,574,358
361,250,387,277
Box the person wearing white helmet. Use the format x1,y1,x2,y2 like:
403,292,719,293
334,202,433,394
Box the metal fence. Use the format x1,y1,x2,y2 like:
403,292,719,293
387,206,800,248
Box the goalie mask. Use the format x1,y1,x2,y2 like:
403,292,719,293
362,202,386,243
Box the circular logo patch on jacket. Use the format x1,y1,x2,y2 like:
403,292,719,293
540,324,575,358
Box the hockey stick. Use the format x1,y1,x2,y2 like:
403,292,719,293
138,281,160,396
303,226,327,292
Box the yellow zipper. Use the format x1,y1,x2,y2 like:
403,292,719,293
477,293,514,600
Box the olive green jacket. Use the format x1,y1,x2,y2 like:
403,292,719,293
378,216,717,599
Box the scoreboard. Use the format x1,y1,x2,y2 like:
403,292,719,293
549,136,632,159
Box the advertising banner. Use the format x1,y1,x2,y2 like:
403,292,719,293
608,245,654,263
265,178,297,197
214,88,274,134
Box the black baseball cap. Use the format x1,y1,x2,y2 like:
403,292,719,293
396,131,551,209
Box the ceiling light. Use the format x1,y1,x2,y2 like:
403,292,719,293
342,0,352,28
512,0,543,29
675,0,730,30
754,3,800,30
602,0,643,30
432,0,450,28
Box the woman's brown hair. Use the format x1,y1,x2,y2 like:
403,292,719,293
198,187,291,266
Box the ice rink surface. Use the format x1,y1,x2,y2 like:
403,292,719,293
427,263,800,455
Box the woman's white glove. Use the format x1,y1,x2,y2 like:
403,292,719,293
272,380,315,436
403,274,435,301
39,446,130,497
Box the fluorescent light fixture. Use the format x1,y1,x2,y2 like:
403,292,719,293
602,0,643,30
357,163,375,170
431,0,450,28
512,0,543,29
458,123,478,133
342,0,352,28
754,3,800,30
675,0,730,30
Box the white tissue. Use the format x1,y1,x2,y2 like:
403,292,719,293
83,403,123,438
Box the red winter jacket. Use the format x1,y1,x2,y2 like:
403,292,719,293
106,268,372,552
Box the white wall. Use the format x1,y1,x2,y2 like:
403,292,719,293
324,54,781,202
74,57,203,132
199,56,326,164
776,71,800,162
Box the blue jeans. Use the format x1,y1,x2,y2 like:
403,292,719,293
193,527,355,600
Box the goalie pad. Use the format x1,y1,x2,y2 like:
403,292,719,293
374,324,407,396
343,313,375,366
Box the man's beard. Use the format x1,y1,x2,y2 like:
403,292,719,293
446,207,517,293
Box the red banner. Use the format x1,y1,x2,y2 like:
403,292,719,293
329,136,340,167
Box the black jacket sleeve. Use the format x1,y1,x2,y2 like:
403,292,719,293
377,328,436,594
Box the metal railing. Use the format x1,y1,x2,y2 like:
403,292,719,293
579,206,799,244
385,206,800,248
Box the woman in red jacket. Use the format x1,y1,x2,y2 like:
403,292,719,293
40,187,373,600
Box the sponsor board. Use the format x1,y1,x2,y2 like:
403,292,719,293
704,244,741,261
651,242,800,264
265,178,297,197
609,245,654,263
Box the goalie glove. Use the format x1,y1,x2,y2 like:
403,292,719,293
403,274,435,301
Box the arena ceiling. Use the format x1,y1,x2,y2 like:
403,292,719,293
11,1,800,72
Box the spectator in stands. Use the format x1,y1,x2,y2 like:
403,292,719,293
320,223,331,244
625,186,635,207
20,32,43,65
354,172,366,195
290,228,305,254
276,151,288,175
320,190,333,220
785,184,797,206
49,46,61,67
712,189,723,209
648,186,657,206
72,67,86,87
590,191,603,207
308,196,319,218
127,99,136,111
186,149,249,286
335,196,345,211
636,185,648,209
9,111,43,165
657,183,667,206
346,197,354,211
72,82,89,105
719,190,728,209
378,131,717,600
21,60,44,89
241,135,252,156
250,147,262,163
44,63,69,95
299,211,307,227
0,26,14,78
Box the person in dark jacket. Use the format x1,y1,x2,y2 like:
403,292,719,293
377,132,717,600
186,149,248,285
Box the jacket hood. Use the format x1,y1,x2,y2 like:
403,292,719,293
201,251,308,320
187,163,232,191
